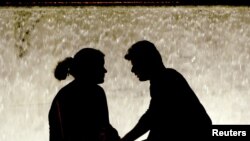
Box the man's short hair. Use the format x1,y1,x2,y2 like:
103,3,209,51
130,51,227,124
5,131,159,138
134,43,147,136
125,40,163,65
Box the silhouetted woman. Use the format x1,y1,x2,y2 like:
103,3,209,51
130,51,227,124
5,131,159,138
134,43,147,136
49,48,119,141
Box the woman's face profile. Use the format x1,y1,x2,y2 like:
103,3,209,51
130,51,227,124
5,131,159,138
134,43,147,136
79,57,107,84
94,57,107,84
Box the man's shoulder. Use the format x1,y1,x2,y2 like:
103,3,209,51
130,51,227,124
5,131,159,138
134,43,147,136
164,68,182,77
151,68,180,85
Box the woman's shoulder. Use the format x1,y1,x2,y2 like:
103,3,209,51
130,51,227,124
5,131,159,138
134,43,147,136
95,84,105,94
54,82,75,98
54,82,106,99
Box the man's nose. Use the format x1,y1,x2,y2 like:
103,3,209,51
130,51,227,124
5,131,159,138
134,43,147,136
131,66,135,73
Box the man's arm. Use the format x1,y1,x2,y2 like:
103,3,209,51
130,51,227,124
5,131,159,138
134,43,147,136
121,109,151,141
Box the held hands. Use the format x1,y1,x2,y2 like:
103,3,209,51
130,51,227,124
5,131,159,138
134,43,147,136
99,127,121,141
119,135,135,141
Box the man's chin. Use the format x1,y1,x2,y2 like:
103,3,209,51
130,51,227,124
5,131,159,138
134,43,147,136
138,77,148,81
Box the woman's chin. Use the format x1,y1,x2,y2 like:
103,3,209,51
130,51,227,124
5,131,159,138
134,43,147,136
97,79,104,84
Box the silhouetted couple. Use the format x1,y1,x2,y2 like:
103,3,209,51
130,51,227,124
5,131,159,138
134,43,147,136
49,40,212,141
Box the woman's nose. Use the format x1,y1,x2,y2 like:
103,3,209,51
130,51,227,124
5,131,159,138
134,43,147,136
104,68,107,73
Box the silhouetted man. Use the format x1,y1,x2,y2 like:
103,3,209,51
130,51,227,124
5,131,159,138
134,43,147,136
121,40,212,140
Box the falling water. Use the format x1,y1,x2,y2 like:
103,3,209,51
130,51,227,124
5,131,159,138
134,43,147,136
0,6,249,141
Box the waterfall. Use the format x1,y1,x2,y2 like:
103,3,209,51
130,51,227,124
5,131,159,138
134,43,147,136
0,6,249,141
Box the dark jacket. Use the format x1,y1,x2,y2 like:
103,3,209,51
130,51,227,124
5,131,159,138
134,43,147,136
124,68,212,140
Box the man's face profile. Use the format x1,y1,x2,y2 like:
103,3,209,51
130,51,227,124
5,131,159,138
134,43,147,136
131,59,150,81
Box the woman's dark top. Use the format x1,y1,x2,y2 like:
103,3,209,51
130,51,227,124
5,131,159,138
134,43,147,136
49,80,115,141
